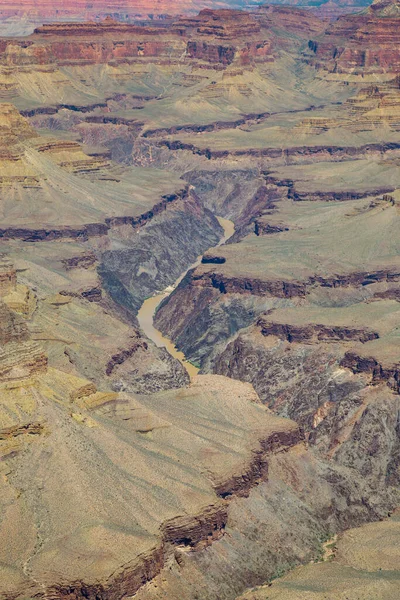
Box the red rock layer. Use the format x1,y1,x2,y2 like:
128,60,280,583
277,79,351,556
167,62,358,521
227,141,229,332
255,5,327,36
0,10,273,68
175,8,261,38
309,0,400,74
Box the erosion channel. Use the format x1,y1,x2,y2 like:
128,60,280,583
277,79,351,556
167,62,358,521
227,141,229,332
137,216,235,378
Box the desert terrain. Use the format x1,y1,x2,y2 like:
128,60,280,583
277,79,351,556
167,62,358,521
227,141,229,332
0,0,399,598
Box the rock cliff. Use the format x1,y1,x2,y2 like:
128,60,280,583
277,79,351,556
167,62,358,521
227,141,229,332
308,0,400,74
0,305,304,600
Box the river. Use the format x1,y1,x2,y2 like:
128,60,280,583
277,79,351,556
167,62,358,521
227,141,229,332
137,216,235,379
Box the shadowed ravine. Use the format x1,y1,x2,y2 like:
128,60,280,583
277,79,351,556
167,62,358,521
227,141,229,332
137,216,235,377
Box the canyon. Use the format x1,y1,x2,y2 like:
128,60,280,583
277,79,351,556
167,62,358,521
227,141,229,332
0,0,399,598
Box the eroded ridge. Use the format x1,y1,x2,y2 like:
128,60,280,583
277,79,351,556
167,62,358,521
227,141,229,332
0,272,301,598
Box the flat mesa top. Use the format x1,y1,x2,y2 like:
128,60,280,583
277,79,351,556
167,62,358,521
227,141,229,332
197,194,400,282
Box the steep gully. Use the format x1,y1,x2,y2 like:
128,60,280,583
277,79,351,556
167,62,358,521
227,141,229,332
137,216,235,377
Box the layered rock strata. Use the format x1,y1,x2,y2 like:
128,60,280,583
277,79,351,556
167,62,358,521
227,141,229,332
0,300,47,382
308,0,400,75
0,331,302,599
155,193,400,366
0,254,16,295
0,3,399,598
0,10,273,71
0,0,262,23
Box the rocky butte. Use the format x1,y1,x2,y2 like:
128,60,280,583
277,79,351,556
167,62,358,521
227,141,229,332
0,0,399,598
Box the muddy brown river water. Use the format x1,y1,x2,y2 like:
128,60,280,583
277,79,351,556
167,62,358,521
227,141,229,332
137,216,235,378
